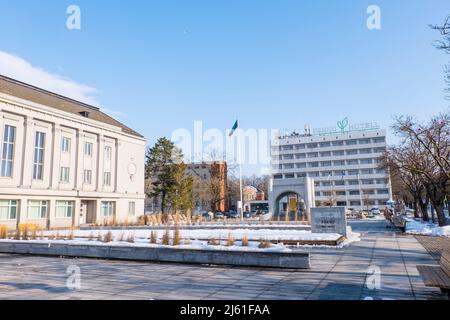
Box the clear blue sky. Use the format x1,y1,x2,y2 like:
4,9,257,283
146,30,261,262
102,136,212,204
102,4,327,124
0,0,449,175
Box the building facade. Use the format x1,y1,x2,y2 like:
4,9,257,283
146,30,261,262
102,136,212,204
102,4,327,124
0,75,145,230
271,124,392,211
187,161,228,212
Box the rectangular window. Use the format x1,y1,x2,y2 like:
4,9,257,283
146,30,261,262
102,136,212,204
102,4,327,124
84,142,93,156
128,202,136,216
104,146,112,160
56,201,74,218
33,132,45,180
0,200,17,220
84,170,92,184
27,200,48,219
60,167,70,182
1,125,15,177
61,137,71,153
101,201,114,217
103,172,111,186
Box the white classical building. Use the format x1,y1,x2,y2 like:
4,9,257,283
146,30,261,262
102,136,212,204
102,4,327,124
0,75,145,230
271,122,392,212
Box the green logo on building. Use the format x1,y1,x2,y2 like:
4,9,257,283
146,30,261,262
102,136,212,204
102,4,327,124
337,118,349,132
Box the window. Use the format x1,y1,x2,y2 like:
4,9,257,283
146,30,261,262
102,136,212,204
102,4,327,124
27,200,48,219
358,139,371,144
377,189,389,194
348,170,359,175
33,132,45,180
320,151,331,157
347,159,359,165
336,201,347,207
348,180,359,185
56,201,74,218
0,200,17,220
361,169,373,175
332,141,344,146
309,162,319,168
1,125,15,177
104,146,112,160
334,180,345,186
84,142,93,156
285,174,295,178
84,170,92,184
334,160,345,166
333,150,344,156
359,148,372,154
103,172,111,186
321,161,332,167
360,159,373,164
60,167,70,182
346,149,358,155
336,191,346,196
319,142,331,147
128,202,136,216
346,139,358,145
101,201,115,217
349,190,360,195
61,137,71,153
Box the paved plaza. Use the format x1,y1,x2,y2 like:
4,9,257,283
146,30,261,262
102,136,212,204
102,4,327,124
0,221,448,300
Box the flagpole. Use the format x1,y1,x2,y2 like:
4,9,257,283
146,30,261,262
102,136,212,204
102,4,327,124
237,120,244,221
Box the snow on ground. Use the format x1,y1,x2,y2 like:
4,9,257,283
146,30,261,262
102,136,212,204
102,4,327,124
405,220,450,237
45,228,342,242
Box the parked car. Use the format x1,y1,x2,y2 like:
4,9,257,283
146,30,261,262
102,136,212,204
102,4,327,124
214,211,224,219
201,211,212,221
243,212,252,218
228,210,239,218
371,208,381,215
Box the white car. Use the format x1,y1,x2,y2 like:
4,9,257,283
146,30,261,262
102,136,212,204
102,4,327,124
371,208,381,215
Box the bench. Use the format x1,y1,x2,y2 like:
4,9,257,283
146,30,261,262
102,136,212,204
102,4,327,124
417,251,450,298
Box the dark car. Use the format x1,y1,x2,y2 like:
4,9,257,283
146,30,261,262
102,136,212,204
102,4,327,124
228,210,239,218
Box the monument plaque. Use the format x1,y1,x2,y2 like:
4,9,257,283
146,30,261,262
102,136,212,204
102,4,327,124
310,207,347,237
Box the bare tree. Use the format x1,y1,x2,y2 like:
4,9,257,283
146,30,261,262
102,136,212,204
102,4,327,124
391,114,449,226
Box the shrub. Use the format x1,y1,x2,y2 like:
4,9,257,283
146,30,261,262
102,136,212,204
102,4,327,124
226,232,235,247
126,233,135,243
162,225,170,245
0,225,7,239
103,231,113,243
208,238,220,246
150,230,157,244
258,240,272,249
173,223,181,246
68,229,75,241
241,233,249,247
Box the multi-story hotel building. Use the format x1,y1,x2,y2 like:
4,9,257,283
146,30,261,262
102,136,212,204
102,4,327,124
0,75,145,230
271,122,392,210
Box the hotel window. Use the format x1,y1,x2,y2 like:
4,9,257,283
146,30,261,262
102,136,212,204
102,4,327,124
349,190,360,195
320,151,331,157
377,189,389,194
27,200,48,219
103,172,111,186
101,201,114,217
347,159,359,165
56,201,74,218
334,181,345,186
358,139,371,144
336,191,346,196
0,200,17,220
84,170,92,184
373,137,385,143
333,150,344,156
360,159,373,164
61,137,71,153
346,140,358,146
104,146,112,160
348,169,359,175
346,149,358,155
1,125,15,177
359,148,372,154
361,169,373,175
33,132,45,180
334,160,345,166
319,142,331,147
332,141,344,146
84,142,93,156
128,202,136,216
60,167,70,182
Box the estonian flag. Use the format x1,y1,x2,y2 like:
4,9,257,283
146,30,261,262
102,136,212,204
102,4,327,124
229,120,238,137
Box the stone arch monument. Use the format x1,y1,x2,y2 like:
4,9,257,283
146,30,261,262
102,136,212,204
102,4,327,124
268,177,315,221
